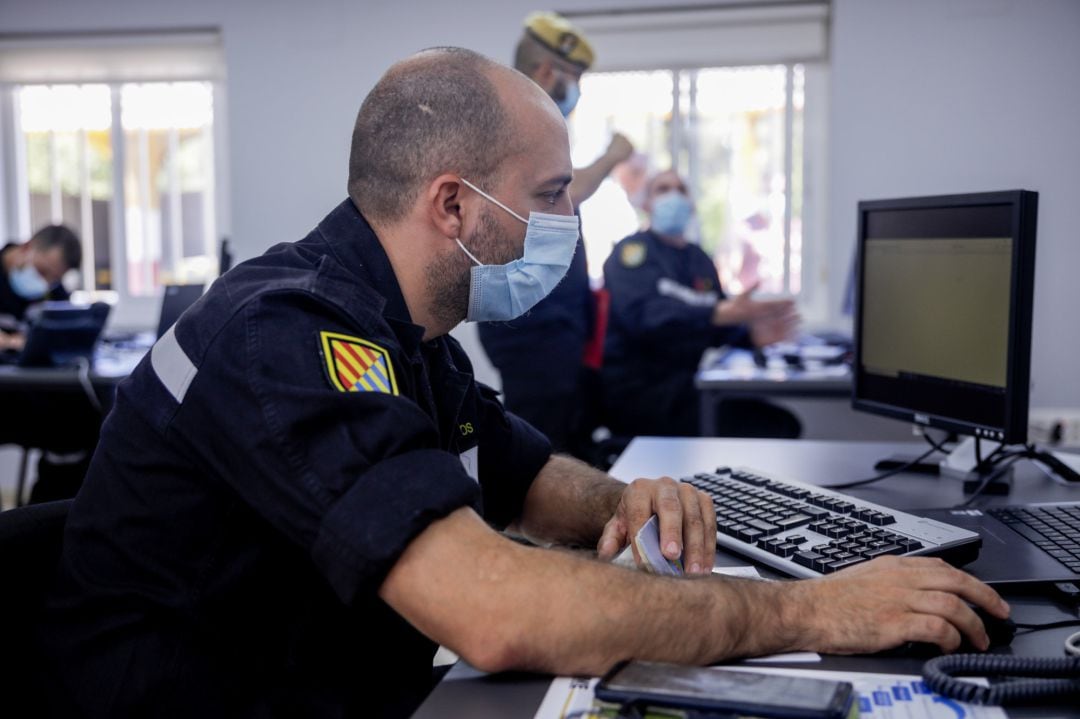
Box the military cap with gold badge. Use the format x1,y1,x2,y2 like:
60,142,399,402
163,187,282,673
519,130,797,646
524,11,595,70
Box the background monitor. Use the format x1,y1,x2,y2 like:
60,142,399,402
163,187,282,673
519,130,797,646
18,301,111,367
852,190,1038,444
156,284,204,339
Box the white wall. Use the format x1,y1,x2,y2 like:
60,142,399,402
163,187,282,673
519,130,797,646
3,0,1078,400
828,0,1080,406
0,0,715,389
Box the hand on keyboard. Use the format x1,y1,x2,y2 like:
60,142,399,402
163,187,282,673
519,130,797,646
788,555,1011,654
597,477,717,576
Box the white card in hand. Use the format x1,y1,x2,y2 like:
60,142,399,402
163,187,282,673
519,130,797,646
633,514,683,576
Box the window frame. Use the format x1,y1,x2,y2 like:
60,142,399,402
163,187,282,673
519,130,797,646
566,2,832,323
0,30,227,328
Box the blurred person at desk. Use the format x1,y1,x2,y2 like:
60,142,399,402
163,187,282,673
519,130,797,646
479,11,633,457
603,170,802,438
0,224,82,352
38,49,1009,719
0,224,92,504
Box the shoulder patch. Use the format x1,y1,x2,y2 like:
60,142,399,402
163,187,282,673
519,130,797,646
620,241,647,268
319,331,399,395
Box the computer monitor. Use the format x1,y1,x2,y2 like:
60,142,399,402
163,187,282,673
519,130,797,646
18,301,112,367
852,190,1038,444
156,284,204,339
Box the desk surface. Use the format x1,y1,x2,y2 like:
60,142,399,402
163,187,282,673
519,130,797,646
0,341,147,390
695,347,851,395
415,438,1080,719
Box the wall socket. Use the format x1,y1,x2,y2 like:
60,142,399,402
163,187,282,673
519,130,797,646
1029,407,1080,447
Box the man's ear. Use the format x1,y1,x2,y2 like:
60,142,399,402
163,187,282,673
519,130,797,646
426,174,465,242
533,59,558,95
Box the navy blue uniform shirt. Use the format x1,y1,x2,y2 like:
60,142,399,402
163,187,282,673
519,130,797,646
603,229,747,389
39,199,552,717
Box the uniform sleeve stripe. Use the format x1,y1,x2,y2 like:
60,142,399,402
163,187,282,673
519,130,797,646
657,278,719,307
151,324,198,403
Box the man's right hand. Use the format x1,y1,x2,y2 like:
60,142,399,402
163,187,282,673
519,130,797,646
0,331,25,352
604,132,634,166
713,282,800,346
786,556,1010,654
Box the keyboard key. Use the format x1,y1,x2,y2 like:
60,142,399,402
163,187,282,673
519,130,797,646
775,514,813,530
861,544,904,559
746,519,782,535
826,556,867,573
737,528,765,543
793,551,824,569
778,543,801,556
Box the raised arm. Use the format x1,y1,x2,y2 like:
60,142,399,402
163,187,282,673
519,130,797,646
569,133,634,206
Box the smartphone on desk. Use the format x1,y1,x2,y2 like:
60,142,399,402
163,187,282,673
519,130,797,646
595,661,855,719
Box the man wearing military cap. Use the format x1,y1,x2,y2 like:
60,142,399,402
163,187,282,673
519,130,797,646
479,11,633,459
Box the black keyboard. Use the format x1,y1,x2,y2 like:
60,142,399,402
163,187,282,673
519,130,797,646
686,467,982,578
989,504,1080,574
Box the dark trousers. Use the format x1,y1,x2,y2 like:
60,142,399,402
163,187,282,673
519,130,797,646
0,394,100,504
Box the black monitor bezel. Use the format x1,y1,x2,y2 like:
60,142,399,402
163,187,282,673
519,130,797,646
852,190,1037,444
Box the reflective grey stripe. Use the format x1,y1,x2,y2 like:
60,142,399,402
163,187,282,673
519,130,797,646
657,278,719,307
151,324,197,403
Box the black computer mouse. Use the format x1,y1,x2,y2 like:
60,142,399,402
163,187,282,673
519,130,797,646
967,606,1017,650
876,607,1016,657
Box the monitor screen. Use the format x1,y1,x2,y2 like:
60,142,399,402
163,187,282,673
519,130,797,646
852,191,1037,444
157,284,204,339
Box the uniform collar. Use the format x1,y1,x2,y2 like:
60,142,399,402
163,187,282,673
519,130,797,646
316,199,426,354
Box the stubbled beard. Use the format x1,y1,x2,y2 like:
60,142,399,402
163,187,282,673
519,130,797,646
427,247,471,328
426,204,514,327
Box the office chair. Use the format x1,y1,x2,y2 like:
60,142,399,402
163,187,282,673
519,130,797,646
0,499,71,711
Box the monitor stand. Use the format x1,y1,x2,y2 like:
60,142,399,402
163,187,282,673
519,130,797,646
874,436,1080,490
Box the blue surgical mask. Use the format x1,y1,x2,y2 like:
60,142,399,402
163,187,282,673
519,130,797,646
9,263,49,299
456,178,579,322
651,191,694,237
556,80,580,118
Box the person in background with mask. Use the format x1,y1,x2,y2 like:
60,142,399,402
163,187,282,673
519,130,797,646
0,224,90,503
0,224,81,351
479,11,632,458
603,169,803,439
38,50,1009,719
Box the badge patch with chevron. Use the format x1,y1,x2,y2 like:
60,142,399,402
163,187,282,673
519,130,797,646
319,331,399,396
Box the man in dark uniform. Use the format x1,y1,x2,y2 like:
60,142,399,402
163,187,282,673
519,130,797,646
0,224,81,347
38,49,1009,719
0,224,91,503
603,170,802,438
479,12,632,455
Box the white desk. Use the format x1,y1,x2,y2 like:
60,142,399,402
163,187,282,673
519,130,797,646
415,438,1080,719
695,349,912,441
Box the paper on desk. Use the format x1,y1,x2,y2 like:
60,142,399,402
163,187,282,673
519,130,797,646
723,666,1007,719
711,565,762,579
535,667,1006,719
534,677,598,719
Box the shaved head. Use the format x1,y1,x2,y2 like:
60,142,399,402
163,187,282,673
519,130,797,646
348,47,555,226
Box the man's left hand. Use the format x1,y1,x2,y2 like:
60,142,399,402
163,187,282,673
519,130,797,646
596,477,717,575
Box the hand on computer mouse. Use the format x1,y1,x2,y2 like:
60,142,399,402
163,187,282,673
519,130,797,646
965,605,1017,650
877,605,1016,657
